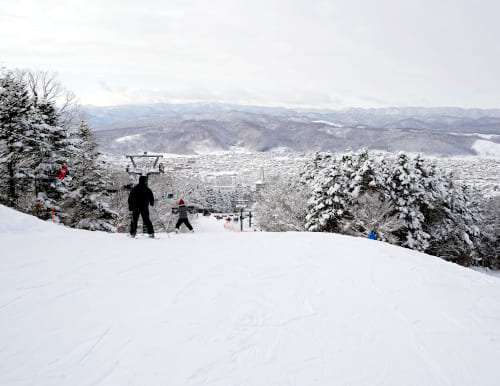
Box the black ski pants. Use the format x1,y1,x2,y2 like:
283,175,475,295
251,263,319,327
130,206,154,235
175,218,193,231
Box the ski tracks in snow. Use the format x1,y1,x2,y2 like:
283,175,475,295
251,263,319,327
78,327,112,364
167,254,324,385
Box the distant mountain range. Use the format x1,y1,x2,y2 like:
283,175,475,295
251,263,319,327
82,103,500,156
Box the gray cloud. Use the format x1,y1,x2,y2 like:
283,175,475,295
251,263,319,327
2,0,500,108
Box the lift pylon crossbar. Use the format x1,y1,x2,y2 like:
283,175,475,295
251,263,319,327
126,153,164,176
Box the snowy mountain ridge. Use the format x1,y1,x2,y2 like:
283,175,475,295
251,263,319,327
83,103,500,156
1,204,500,385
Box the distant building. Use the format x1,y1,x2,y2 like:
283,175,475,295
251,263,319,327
255,167,265,192
255,179,265,192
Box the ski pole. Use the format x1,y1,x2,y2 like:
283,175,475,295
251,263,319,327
152,207,169,237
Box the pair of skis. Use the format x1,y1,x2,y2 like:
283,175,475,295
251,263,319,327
127,209,193,238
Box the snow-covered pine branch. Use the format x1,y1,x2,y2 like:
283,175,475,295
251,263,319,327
302,149,495,267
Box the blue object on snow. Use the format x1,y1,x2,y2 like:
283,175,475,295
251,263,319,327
368,231,377,240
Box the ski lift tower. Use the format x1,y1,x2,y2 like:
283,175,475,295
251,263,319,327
126,152,164,184
235,199,249,231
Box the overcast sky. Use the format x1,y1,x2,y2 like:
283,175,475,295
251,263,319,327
1,0,499,108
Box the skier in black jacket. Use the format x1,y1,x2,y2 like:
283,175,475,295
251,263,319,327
128,175,155,237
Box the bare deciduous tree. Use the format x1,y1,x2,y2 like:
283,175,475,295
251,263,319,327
18,69,82,131
254,175,309,232
342,192,405,243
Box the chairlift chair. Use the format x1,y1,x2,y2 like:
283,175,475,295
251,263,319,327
125,153,164,177
37,162,65,184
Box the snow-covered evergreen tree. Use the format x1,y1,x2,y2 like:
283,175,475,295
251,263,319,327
426,178,484,266
478,196,500,268
303,149,380,234
302,149,490,266
62,121,117,231
31,98,71,219
302,152,345,232
381,152,431,251
0,70,37,208
0,66,119,231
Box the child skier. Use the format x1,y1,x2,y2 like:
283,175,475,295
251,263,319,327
175,199,194,233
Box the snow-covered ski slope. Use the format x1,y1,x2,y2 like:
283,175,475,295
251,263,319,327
1,205,500,386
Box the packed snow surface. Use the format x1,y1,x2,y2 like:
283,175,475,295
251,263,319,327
1,205,500,386
312,120,344,127
472,139,500,157
115,134,142,143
